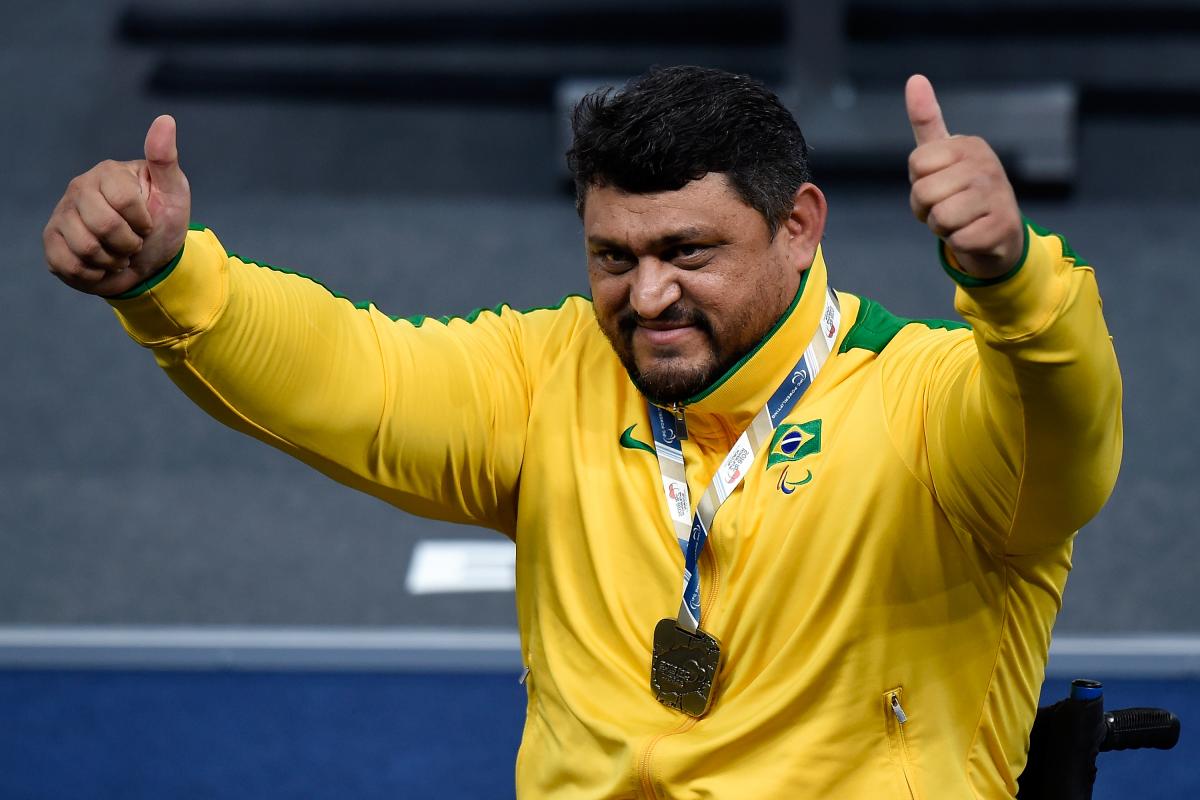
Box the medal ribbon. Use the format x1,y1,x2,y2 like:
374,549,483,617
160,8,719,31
647,287,841,633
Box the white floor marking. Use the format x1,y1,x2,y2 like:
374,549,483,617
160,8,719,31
405,539,516,594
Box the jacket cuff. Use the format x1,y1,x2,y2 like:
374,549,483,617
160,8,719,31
106,225,229,346
938,222,1030,287
952,223,1076,343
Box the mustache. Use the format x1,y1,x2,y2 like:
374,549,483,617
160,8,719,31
616,305,714,338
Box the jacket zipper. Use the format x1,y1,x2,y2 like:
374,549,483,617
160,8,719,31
637,717,694,799
669,402,689,440
885,688,919,800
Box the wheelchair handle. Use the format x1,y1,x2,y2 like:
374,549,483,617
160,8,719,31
1099,707,1181,752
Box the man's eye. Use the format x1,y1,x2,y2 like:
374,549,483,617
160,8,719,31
672,245,709,263
596,251,633,268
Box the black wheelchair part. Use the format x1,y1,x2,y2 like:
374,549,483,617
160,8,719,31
1017,679,1180,800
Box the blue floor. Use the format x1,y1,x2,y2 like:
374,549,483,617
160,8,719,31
1,670,1193,798
0,670,526,800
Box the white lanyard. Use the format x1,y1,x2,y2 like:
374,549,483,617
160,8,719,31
647,288,840,632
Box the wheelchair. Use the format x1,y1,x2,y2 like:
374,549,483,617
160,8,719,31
1016,679,1181,800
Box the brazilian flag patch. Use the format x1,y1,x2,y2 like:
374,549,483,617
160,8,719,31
766,420,822,469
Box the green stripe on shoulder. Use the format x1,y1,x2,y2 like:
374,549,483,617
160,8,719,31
230,248,590,326
838,296,969,355
229,251,380,311
402,293,591,327
403,303,508,327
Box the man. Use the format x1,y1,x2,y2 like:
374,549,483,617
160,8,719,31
43,66,1120,798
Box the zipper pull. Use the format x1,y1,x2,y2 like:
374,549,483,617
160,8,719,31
890,693,908,725
670,403,689,440
519,666,531,685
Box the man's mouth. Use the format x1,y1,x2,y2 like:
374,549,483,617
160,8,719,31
635,323,698,347
618,307,711,351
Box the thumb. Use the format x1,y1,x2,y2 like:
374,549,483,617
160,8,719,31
905,74,950,146
143,114,187,195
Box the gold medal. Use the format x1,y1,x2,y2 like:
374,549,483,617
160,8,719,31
650,618,723,717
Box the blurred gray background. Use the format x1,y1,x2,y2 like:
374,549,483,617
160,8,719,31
2,0,1197,637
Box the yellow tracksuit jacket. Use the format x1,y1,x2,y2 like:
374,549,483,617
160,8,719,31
109,221,1121,799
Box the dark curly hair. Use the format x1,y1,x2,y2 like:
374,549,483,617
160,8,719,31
566,65,811,237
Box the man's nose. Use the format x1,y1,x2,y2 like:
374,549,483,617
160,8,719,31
628,259,682,319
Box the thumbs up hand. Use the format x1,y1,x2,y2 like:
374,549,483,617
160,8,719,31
43,115,191,297
906,75,1024,280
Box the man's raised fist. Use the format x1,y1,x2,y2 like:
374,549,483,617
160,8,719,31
43,115,191,297
906,75,1025,280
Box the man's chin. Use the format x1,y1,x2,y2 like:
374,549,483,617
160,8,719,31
598,321,724,405
628,358,718,407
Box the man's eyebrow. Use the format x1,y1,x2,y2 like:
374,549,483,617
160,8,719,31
587,227,718,252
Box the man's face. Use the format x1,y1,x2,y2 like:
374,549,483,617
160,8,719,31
585,173,810,406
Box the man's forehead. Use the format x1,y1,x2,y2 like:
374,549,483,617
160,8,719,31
582,173,759,247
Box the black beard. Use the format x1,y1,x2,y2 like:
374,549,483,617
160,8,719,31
602,306,743,406
622,353,720,407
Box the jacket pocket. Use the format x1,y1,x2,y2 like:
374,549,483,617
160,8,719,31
883,686,921,800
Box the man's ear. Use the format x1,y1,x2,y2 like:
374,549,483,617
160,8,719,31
781,183,827,275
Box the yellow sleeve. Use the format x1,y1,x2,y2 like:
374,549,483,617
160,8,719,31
107,226,577,537
886,224,1123,556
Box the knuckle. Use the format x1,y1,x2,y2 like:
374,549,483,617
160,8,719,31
910,176,932,202
927,209,951,237
67,181,98,208
78,238,104,259
91,212,117,234
55,259,85,279
45,254,93,286
95,213,125,238
111,190,139,212
909,191,929,220
964,174,990,198
965,136,997,163
909,145,944,178
105,177,140,209
946,235,971,254
947,229,981,254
